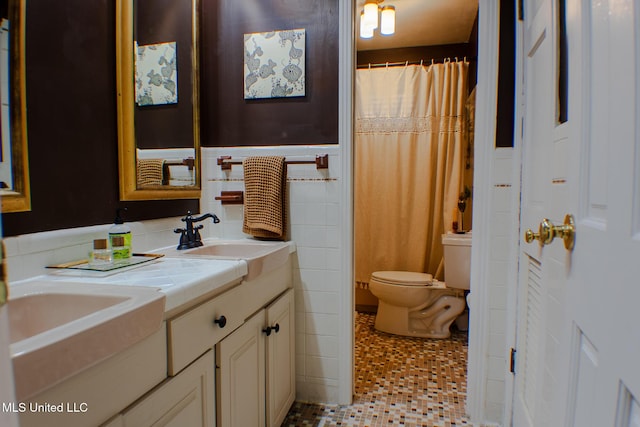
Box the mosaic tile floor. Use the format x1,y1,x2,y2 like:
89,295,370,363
282,312,472,427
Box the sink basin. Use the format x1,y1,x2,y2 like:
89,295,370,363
8,293,127,343
8,280,165,400
186,242,278,257
168,239,293,281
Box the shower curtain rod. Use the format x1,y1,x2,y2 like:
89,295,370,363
356,56,477,69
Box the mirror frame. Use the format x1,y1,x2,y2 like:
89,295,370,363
2,0,31,213
116,0,201,201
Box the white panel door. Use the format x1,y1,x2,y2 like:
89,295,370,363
513,0,640,426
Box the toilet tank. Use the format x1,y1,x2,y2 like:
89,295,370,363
442,232,472,290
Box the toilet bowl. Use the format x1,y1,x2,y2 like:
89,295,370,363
369,232,472,339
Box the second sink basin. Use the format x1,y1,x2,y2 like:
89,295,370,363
186,242,277,257
8,280,165,401
170,239,293,281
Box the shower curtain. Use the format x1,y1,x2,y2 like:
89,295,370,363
355,61,469,288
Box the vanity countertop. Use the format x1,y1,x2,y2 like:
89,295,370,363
15,257,248,314
10,238,296,314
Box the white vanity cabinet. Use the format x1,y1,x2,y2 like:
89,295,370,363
114,259,295,427
118,350,215,427
264,288,296,427
216,308,266,427
217,288,295,427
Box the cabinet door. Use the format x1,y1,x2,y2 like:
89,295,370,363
217,310,266,427
122,350,215,427
265,289,295,427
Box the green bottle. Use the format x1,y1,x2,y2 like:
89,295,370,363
109,208,132,260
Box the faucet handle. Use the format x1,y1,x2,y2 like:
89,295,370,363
181,211,195,224
193,225,204,247
174,228,191,250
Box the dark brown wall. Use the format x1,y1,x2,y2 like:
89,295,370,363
201,0,339,147
135,0,194,149
2,0,197,237
2,0,339,236
496,0,515,147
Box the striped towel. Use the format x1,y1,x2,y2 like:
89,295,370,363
242,156,287,240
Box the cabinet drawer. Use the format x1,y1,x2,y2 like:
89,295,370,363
168,284,247,375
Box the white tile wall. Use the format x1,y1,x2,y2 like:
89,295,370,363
201,145,343,403
4,217,185,283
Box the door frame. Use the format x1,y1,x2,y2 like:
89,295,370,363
465,0,513,422
339,0,511,422
338,0,355,405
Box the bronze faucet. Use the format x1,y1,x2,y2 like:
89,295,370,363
174,211,220,250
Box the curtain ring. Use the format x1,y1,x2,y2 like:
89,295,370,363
420,59,424,66
385,62,389,69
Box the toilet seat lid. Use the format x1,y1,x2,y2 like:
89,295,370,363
371,271,433,286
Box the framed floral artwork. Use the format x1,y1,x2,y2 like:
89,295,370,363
244,28,306,99
135,41,178,106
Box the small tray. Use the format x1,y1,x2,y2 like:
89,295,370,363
47,253,164,272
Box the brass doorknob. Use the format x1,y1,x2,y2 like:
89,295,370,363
524,214,575,251
524,219,552,246
524,228,540,244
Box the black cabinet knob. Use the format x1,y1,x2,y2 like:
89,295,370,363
214,315,227,328
263,323,280,336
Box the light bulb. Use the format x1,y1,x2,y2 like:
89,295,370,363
380,6,395,36
360,11,374,38
363,1,379,30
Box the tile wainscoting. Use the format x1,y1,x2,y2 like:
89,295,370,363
201,145,344,403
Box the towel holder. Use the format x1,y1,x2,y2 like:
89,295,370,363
217,154,329,171
215,191,244,205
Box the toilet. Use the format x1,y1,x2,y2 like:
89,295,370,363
369,232,472,339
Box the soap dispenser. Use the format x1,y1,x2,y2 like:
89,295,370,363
109,208,132,259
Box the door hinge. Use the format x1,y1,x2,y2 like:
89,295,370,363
510,348,517,374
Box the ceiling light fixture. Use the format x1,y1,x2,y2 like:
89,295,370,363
359,1,396,39
380,6,396,36
360,11,374,39
363,1,379,30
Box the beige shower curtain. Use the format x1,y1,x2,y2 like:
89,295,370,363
355,61,468,287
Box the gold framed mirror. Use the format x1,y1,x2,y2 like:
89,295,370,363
1,0,31,213
116,0,201,201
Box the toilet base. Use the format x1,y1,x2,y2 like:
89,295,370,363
374,292,466,339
